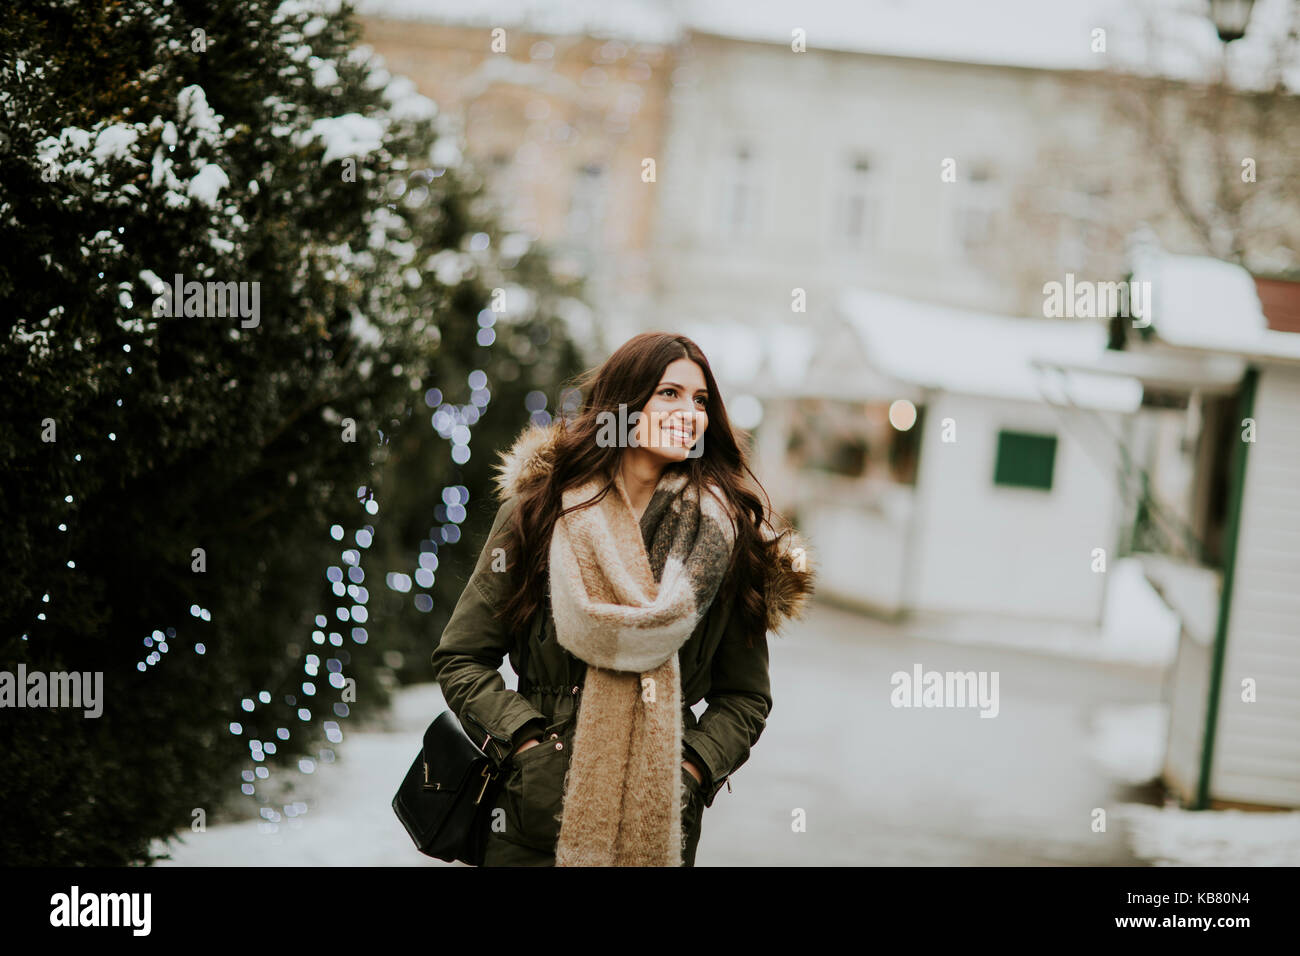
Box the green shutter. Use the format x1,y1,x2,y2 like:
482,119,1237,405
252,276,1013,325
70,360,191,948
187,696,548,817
993,430,1056,490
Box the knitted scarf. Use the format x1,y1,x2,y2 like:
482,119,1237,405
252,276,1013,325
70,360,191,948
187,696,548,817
549,465,737,866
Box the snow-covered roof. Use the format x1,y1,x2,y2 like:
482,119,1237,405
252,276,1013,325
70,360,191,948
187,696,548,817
1131,248,1300,363
353,0,1300,91
837,288,1144,412
1027,347,1246,396
686,0,1210,74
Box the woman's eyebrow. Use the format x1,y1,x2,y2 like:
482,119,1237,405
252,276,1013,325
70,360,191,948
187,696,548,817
659,381,708,394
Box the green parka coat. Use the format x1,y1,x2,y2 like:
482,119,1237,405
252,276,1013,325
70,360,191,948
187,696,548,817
429,422,814,866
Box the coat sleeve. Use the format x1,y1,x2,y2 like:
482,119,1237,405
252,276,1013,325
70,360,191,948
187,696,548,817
430,495,549,768
682,585,773,809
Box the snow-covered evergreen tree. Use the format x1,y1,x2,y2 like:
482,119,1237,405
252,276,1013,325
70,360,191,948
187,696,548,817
0,0,585,864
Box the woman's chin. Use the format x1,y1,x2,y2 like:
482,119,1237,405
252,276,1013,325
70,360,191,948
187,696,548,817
645,442,693,464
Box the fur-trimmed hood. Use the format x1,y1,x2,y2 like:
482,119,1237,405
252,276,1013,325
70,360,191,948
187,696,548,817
490,419,816,635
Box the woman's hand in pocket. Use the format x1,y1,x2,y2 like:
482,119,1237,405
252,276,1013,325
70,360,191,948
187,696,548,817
682,758,703,786
514,738,542,756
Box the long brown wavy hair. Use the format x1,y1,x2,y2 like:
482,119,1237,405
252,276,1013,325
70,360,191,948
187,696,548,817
498,332,791,649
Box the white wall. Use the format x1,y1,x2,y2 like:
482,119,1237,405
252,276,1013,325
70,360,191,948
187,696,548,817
799,481,915,615
1163,624,1213,806
905,392,1122,624
645,34,1132,345
1211,364,1300,808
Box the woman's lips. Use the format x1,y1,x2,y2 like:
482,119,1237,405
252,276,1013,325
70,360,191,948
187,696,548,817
663,423,694,443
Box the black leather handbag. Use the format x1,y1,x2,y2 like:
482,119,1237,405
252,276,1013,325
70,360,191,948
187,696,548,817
392,709,503,865
393,613,539,865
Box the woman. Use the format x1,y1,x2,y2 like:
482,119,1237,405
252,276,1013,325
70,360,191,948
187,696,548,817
431,332,815,866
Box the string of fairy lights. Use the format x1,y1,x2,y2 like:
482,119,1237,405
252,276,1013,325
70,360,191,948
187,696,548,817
75,358,510,833
224,361,511,835
22,250,560,841
15,13,574,848
228,310,573,835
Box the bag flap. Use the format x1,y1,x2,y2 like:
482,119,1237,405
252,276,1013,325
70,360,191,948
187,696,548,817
421,710,488,793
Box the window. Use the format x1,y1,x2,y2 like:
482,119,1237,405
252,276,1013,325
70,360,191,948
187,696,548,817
719,144,759,238
566,162,606,241
952,161,997,260
993,430,1057,491
479,148,535,233
836,154,881,249
1054,181,1109,272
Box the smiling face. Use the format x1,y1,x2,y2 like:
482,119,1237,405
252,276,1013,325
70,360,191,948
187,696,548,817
632,357,709,463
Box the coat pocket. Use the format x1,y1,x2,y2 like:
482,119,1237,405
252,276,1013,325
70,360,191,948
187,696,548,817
502,734,570,852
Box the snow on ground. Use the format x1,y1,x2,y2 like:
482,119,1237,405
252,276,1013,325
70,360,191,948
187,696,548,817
1117,804,1300,866
153,682,460,867
1083,682,1300,866
155,602,1153,866
1087,703,1168,784
905,557,1180,669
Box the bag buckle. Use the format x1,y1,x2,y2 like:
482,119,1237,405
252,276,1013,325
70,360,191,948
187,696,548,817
422,761,494,800
473,765,494,805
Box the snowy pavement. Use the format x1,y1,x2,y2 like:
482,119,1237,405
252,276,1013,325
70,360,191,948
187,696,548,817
697,601,1154,865
153,683,458,867
1117,804,1300,866
154,598,1296,866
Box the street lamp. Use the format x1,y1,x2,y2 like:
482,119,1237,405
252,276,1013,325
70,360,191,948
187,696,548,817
1208,0,1256,43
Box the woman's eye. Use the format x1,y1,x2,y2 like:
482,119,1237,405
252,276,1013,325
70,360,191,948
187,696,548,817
695,396,707,406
